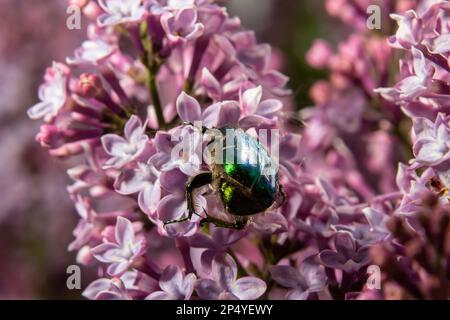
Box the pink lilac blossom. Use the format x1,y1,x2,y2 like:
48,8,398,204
28,0,449,300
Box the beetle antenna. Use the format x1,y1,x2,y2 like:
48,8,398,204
202,207,209,218
192,210,207,219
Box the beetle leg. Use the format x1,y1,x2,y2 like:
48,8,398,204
200,215,247,230
163,172,213,226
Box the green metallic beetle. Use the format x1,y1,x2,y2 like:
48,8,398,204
164,124,285,230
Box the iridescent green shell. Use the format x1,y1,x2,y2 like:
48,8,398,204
213,128,278,216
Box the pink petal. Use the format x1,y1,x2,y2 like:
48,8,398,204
160,168,188,194
195,279,222,300
319,250,345,269
159,266,184,295
335,232,356,257
91,243,120,262
212,253,237,289
27,102,53,119
181,273,196,300
157,194,187,221
146,291,171,300
115,216,135,247
175,7,197,30
216,101,241,128
176,92,201,122
231,277,267,300
114,169,146,195
256,99,283,118
184,23,204,41
201,68,222,100
138,182,161,214
202,102,221,128
238,115,270,130
286,289,309,300
269,265,302,289
154,131,174,153
190,233,217,249
242,86,262,114
124,115,144,142
107,261,131,276
82,278,112,300
101,134,128,156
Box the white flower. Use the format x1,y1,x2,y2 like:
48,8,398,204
66,39,116,66
412,113,450,167
101,115,149,168
98,0,146,26
91,217,147,276
375,48,434,102
114,160,161,215
27,62,67,120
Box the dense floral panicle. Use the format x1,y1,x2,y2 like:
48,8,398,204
374,1,449,219
27,0,450,300
371,194,450,299
27,0,294,300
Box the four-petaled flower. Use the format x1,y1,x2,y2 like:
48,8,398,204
412,113,450,167
82,270,155,300
270,259,326,300
176,91,241,129
190,226,245,273
67,39,117,66
98,0,146,27
27,62,68,120
375,48,434,102
146,265,196,300
83,277,132,300
161,7,204,43
388,10,423,49
114,158,161,216
92,217,147,276
239,86,283,130
319,231,371,273
195,253,267,300
101,115,149,168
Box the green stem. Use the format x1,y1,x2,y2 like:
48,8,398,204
103,110,127,133
136,20,167,130
147,63,167,129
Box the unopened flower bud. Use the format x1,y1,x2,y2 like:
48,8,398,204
78,73,103,98
69,0,89,8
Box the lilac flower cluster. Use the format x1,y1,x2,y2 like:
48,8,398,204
375,1,449,221
28,0,449,300
371,194,450,299
304,0,449,299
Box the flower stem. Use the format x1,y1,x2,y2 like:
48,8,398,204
136,21,167,130
147,62,167,129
